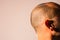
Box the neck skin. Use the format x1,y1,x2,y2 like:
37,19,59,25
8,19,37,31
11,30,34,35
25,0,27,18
37,31,52,40
36,24,52,40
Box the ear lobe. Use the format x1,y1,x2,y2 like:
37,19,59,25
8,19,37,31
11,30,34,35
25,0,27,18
45,20,54,29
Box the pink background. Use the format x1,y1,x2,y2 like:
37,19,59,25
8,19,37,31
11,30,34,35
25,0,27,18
0,0,60,40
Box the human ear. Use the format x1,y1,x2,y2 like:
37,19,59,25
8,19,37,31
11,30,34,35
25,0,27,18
45,20,55,31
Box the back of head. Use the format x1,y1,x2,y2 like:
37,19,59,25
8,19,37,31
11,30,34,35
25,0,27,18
30,2,60,31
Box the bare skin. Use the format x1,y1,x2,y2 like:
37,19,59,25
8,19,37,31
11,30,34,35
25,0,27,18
33,15,60,40
31,2,60,40
36,17,58,40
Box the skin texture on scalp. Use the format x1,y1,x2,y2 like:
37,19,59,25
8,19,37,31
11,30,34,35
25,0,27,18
31,2,60,31
30,2,60,40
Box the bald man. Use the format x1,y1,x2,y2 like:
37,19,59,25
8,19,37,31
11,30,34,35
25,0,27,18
30,2,60,40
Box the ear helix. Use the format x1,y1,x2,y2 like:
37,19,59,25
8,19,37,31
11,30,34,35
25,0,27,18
45,20,54,29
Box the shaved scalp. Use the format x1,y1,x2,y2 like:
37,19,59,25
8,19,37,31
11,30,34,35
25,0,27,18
30,2,60,31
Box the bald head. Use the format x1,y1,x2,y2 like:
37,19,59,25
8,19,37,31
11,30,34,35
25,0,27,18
31,2,60,32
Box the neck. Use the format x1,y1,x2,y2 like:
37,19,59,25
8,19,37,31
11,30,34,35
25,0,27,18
36,23,53,40
37,32,52,40
36,26,52,40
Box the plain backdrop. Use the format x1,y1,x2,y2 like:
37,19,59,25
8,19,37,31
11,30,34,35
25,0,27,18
0,0,60,40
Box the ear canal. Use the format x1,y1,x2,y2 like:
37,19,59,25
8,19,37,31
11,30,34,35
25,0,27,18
45,20,54,28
